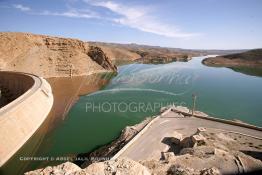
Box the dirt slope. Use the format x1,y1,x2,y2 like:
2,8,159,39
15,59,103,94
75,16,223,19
0,32,116,78
91,44,141,61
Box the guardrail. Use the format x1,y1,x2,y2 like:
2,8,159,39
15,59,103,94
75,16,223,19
171,107,262,132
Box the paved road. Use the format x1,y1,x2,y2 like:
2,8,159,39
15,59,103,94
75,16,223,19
119,111,262,161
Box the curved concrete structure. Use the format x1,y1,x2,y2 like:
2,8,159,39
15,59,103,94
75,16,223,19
0,71,54,167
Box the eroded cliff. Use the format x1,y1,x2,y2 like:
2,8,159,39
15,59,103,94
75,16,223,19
0,32,116,77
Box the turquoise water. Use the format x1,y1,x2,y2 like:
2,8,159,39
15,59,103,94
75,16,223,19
36,56,262,162
2,56,262,174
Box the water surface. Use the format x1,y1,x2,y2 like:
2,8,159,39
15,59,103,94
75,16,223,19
2,56,262,174
36,56,262,166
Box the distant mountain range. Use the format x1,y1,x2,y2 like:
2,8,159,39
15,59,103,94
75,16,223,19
0,32,251,78
91,41,247,64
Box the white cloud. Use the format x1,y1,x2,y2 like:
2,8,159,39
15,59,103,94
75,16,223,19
11,1,200,38
39,9,99,19
11,3,99,19
86,0,199,38
13,4,31,12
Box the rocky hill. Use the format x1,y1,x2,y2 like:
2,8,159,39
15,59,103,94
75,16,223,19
92,42,246,64
202,49,262,68
25,158,151,175
24,157,223,175
90,42,141,63
92,42,200,64
0,32,116,78
0,32,246,77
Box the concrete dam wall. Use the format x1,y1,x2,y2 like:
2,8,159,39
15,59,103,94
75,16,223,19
0,72,35,107
0,71,54,167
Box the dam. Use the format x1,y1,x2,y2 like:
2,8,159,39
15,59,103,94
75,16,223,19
0,71,54,167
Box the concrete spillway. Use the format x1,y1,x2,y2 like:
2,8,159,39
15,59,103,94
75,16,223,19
0,71,54,167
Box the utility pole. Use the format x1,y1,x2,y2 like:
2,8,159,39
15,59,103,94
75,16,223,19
192,94,197,116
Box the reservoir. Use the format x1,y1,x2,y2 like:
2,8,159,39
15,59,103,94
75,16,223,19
1,56,262,174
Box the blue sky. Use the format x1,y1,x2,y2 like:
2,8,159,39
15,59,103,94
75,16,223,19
0,0,262,49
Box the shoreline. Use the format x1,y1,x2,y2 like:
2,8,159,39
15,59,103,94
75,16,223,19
202,58,262,68
45,71,116,129
0,71,116,175
202,49,262,68
74,117,153,168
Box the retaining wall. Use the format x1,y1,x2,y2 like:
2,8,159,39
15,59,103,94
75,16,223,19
0,71,54,167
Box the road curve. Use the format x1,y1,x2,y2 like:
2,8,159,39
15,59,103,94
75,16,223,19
119,111,262,161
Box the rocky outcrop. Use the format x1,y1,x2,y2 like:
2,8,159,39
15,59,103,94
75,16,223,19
140,119,262,175
85,158,151,175
141,129,262,174
89,42,141,63
25,162,81,175
90,42,200,64
25,158,151,175
0,32,116,77
167,165,220,175
87,46,117,71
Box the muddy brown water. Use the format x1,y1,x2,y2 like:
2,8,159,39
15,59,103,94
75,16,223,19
0,72,115,175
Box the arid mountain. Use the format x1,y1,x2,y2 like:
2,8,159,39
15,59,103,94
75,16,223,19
91,42,246,64
92,42,199,64
0,32,116,78
90,42,141,62
0,32,248,78
202,49,262,67
91,42,198,63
